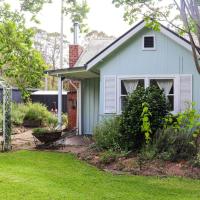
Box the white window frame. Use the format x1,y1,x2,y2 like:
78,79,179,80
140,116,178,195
117,75,180,115
142,35,156,51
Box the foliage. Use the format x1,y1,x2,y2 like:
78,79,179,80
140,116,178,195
11,103,29,126
99,150,128,164
17,0,90,33
155,127,197,161
0,4,47,101
32,127,61,135
139,144,156,161
0,103,67,129
192,152,200,168
119,86,168,150
140,102,152,144
100,150,119,164
24,103,58,127
34,29,68,89
164,103,200,139
93,116,121,151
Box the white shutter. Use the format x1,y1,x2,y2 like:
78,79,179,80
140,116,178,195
104,76,117,113
180,75,192,112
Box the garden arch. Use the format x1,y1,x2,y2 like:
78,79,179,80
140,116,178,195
0,78,12,151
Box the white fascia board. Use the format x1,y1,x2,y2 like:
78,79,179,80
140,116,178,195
86,21,146,70
160,27,192,52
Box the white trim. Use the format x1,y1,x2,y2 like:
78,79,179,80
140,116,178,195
174,76,180,113
142,35,156,50
86,22,193,71
87,21,146,70
116,74,186,114
103,75,117,114
160,27,192,52
78,81,82,135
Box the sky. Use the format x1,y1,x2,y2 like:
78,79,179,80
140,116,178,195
7,0,132,42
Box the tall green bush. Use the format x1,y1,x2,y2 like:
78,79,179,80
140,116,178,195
119,86,169,150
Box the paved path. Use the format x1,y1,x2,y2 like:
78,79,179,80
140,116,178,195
0,129,35,151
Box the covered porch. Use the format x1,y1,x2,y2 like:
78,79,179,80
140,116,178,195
46,67,100,135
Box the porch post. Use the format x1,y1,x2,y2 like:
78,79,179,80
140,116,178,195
58,77,63,129
78,81,82,135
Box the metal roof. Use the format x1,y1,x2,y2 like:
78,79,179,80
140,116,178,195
74,39,114,67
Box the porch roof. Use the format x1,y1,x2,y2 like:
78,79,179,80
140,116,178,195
45,66,99,80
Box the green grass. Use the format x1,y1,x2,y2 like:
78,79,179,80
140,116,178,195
0,151,199,200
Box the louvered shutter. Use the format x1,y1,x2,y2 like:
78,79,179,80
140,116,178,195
180,75,192,112
104,76,117,113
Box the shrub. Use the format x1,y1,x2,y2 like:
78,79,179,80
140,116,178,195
99,150,129,164
155,128,196,161
164,103,200,136
119,86,168,150
24,103,57,127
11,103,29,126
100,150,119,164
93,116,121,151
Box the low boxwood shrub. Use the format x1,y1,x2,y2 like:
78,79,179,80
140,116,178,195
93,116,121,151
119,86,169,150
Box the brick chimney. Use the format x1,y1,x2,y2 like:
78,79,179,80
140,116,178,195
69,45,83,68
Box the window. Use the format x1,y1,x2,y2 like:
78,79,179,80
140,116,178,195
143,36,155,50
150,79,174,111
120,79,144,111
119,77,175,113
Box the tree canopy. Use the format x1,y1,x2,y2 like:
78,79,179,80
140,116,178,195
0,3,47,101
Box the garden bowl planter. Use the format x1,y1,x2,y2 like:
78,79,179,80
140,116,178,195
32,129,62,144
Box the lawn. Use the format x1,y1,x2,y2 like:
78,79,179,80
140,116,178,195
0,151,199,200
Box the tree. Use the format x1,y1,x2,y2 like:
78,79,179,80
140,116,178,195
112,0,200,73
0,3,47,101
34,28,69,89
19,0,90,33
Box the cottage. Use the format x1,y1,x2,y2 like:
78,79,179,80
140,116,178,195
47,20,200,135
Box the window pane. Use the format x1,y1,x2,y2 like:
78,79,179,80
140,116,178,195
137,80,145,88
121,80,127,95
150,80,159,89
144,36,154,48
168,95,174,111
169,84,174,94
121,79,144,95
121,96,128,112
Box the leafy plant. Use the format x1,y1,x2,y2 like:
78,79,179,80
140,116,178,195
23,103,60,128
99,150,129,165
141,102,152,144
155,128,197,161
11,103,29,126
120,86,168,150
93,116,121,151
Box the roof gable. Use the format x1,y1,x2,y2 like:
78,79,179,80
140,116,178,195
85,20,193,71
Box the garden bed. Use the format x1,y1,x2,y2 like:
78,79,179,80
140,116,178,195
77,148,200,179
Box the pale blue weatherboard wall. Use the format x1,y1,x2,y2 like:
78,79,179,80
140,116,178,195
81,78,99,134
97,28,200,115
81,27,200,134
